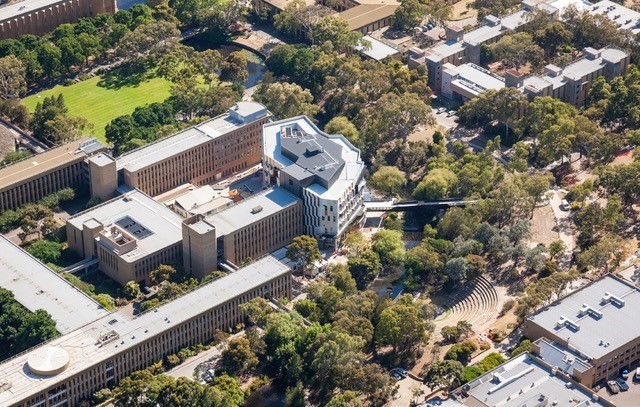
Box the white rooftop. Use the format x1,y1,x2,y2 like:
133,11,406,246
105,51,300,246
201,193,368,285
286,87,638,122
0,236,108,334
0,0,63,21
589,0,640,34
447,63,505,96
452,353,607,407
263,116,365,201
117,102,268,173
527,274,640,360
0,255,290,406
205,187,300,236
354,35,400,61
67,189,183,262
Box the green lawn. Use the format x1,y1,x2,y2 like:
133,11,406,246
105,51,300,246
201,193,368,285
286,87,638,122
22,74,173,142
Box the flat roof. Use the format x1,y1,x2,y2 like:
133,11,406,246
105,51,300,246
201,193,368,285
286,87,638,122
589,0,640,34
339,3,399,30
0,256,290,406
354,35,399,60
447,63,505,96
0,138,95,191
206,187,300,236
527,274,640,360
0,0,64,22
263,116,365,201
453,353,608,407
67,189,183,262
0,236,108,335
117,102,268,173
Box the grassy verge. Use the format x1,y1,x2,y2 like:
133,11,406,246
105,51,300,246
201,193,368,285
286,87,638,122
22,71,172,142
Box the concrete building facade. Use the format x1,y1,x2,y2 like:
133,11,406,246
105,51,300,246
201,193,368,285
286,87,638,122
0,256,292,407
263,116,366,249
0,138,106,211
115,102,270,197
523,274,640,388
67,189,184,285
0,0,117,40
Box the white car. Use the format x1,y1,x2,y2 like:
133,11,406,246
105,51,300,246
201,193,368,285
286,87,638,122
560,199,570,211
447,110,457,117
436,107,447,114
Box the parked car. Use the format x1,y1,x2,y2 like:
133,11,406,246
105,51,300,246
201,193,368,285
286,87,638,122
396,368,408,378
390,370,402,380
447,110,457,117
560,199,570,211
436,107,447,114
616,377,629,391
427,23,435,30
635,367,640,381
607,380,620,394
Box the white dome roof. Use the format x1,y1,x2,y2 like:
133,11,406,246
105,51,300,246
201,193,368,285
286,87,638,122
27,347,70,376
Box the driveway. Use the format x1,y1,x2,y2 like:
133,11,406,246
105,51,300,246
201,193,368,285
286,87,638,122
548,189,576,268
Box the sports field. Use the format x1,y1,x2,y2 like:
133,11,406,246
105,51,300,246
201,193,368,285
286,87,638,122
22,73,172,142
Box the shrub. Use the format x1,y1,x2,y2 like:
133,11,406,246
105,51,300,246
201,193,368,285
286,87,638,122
511,339,532,357
27,239,63,264
63,79,76,86
463,366,483,383
476,352,505,372
165,354,180,368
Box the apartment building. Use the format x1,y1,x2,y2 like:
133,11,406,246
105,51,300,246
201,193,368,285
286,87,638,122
438,353,611,407
67,188,184,285
522,47,629,106
115,102,270,197
523,274,640,388
442,62,506,101
0,235,108,334
0,138,106,211
0,0,117,40
0,256,292,407
263,116,366,249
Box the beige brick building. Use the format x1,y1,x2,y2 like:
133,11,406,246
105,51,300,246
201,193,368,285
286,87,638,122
66,189,184,285
523,274,640,388
0,138,105,211
0,256,291,407
115,102,270,197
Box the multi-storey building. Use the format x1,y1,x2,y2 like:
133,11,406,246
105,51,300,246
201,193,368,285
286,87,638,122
263,116,366,249
0,138,106,211
114,102,270,197
66,188,184,285
441,353,611,407
0,235,108,334
0,0,117,40
0,256,291,407
523,274,640,388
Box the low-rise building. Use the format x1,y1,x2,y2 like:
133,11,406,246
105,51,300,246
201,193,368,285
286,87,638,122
67,188,184,285
263,116,366,249
0,235,108,334
0,138,106,211
523,274,640,388
353,35,401,61
442,62,506,100
0,256,292,407
436,352,611,407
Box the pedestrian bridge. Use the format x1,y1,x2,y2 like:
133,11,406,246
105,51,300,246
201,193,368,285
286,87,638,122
364,198,476,212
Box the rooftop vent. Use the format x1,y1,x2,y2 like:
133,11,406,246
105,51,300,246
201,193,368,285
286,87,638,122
578,303,603,319
601,292,625,307
98,330,120,345
251,205,263,214
555,316,580,331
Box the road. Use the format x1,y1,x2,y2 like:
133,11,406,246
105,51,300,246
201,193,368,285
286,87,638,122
548,188,576,268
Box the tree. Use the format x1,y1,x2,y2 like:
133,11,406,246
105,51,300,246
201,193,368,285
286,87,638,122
423,360,464,390
424,0,452,28
27,239,63,264
371,229,405,270
440,325,461,343
342,230,367,255
220,51,247,84
413,168,458,200
326,263,357,295
285,381,307,407
149,264,177,285
445,340,478,364
31,94,67,141
534,22,572,58
392,0,425,31
312,16,366,49
116,20,181,67
158,282,185,301
445,257,471,282
348,250,383,290
274,0,331,37
123,280,140,300
257,82,319,120
41,115,92,144
375,299,428,355
0,55,26,98
239,297,274,327
578,234,627,275
325,116,360,148
370,166,406,195
221,337,259,375
287,235,322,279
105,114,136,155
548,240,566,260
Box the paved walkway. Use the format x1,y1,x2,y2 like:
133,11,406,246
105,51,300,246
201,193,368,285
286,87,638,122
548,188,576,269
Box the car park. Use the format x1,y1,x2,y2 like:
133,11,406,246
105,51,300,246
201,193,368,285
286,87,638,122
396,368,408,378
607,380,620,394
616,377,629,391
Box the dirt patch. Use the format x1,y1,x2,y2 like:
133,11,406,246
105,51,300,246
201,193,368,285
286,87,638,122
530,205,559,247
452,0,477,20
